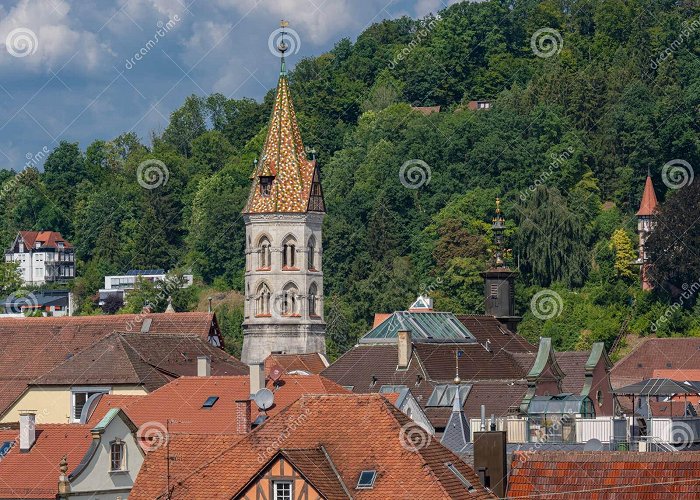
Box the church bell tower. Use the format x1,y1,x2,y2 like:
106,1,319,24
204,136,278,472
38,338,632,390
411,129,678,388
241,23,326,363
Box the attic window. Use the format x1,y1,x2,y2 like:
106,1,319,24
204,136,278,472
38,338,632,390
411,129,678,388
260,176,274,197
356,470,377,489
0,441,13,460
203,396,219,408
379,384,407,393
426,384,471,407
446,463,475,492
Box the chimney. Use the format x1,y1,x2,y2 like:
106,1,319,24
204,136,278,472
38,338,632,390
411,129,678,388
397,330,412,369
473,429,507,498
19,410,36,452
57,455,70,497
197,355,211,377
235,399,251,434
249,363,265,397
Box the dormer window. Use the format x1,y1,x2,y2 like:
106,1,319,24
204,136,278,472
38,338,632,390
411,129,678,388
260,176,274,197
110,439,126,471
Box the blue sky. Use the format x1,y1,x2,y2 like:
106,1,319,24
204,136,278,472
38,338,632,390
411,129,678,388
0,0,458,170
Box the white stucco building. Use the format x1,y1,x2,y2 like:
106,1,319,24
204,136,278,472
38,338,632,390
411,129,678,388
4,231,75,285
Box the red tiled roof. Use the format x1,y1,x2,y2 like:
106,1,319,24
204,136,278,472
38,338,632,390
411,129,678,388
0,312,223,417
637,175,659,216
130,394,495,499
611,338,700,389
653,369,700,381
86,374,349,434
508,450,700,498
0,424,92,499
32,332,246,389
17,230,72,249
265,352,328,375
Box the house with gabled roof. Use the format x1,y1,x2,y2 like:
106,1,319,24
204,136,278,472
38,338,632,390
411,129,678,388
0,312,230,424
5,230,75,285
129,394,496,499
0,407,142,499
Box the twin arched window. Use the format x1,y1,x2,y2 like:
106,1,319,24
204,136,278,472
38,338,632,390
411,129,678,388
255,283,271,316
258,237,271,269
307,236,316,270
308,283,318,316
282,236,297,269
281,283,298,316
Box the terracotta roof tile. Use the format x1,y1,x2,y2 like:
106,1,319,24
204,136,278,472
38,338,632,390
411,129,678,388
32,332,246,389
0,424,92,499
130,394,495,499
0,312,222,416
611,338,700,389
17,230,72,249
265,352,328,375
637,175,659,216
508,450,700,498
86,374,349,434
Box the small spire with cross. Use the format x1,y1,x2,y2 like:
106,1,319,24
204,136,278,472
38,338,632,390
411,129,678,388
278,20,289,75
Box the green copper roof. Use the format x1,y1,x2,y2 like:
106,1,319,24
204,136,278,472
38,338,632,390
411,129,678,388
360,311,476,343
92,407,120,433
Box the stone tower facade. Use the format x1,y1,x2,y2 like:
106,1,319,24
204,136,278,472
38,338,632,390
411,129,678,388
241,36,326,364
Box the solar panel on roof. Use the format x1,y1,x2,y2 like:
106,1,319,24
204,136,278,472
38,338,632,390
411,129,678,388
202,396,219,408
356,470,377,489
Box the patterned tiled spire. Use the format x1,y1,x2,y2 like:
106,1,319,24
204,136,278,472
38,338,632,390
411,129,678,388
244,24,324,214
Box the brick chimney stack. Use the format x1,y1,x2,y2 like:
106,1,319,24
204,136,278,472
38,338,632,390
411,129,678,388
235,399,252,434
19,410,36,452
397,330,412,369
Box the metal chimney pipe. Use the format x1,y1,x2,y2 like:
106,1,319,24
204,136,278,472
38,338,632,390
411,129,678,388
480,405,486,431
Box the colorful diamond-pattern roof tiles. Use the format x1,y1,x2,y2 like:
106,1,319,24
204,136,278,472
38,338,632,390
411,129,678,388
243,73,324,214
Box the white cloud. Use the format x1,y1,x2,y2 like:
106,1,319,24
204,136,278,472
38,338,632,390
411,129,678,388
0,0,111,73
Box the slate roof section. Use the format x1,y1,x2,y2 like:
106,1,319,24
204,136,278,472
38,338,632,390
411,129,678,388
508,450,700,498
85,374,349,434
129,394,495,499
32,332,246,389
361,311,476,343
0,312,223,416
556,351,591,393
611,338,700,388
265,352,329,375
244,68,323,213
0,424,92,499
455,315,537,353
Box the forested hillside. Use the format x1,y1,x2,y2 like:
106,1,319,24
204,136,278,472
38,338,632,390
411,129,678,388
2,0,700,359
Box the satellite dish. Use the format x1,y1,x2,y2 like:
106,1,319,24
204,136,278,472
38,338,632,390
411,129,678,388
583,438,603,451
270,365,284,382
253,388,274,411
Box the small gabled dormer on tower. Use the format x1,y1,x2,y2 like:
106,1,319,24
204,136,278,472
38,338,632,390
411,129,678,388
241,22,326,364
481,199,521,332
636,172,658,291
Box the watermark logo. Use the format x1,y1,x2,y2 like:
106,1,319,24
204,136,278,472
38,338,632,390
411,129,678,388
137,159,169,189
530,289,563,320
650,279,700,332
388,14,442,69
650,16,700,69
662,159,694,189
5,28,38,57
268,27,301,58
137,421,169,451
125,16,181,70
671,421,694,450
519,147,575,202
5,292,40,315
531,28,563,58
399,422,432,453
399,159,431,189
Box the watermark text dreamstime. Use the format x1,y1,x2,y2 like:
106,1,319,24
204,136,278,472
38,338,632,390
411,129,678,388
388,15,442,70
125,16,181,70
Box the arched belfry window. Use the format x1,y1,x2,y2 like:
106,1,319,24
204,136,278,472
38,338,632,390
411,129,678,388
282,236,297,269
307,236,316,270
258,236,272,270
259,176,274,197
256,283,271,316
308,283,318,317
281,283,299,316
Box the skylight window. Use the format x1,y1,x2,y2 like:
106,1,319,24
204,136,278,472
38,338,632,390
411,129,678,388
356,470,377,489
379,384,407,393
426,384,471,407
202,396,219,408
446,463,475,492
0,441,13,460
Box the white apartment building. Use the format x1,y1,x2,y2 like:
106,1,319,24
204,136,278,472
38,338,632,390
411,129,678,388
4,231,75,285
98,269,194,305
